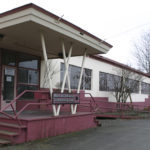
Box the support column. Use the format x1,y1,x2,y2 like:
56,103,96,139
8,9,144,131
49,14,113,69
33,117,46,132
51,42,73,116
77,51,87,93
71,51,87,114
41,33,58,116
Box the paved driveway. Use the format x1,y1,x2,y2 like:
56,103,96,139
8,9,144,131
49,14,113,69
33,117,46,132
2,119,150,150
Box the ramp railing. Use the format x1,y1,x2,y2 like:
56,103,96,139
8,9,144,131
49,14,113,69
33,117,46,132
81,93,149,118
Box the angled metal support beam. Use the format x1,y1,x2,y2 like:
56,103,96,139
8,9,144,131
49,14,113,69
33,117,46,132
77,51,87,93
56,42,73,116
71,104,78,114
71,50,87,114
41,33,58,116
52,105,61,116
61,42,72,93
52,42,73,116
40,33,53,97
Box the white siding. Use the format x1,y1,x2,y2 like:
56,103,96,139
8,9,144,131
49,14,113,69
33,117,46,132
40,56,150,102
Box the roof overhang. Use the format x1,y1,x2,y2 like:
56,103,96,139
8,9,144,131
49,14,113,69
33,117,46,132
0,3,112,59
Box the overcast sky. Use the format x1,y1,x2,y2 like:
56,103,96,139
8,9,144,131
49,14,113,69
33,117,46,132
1,0,150,67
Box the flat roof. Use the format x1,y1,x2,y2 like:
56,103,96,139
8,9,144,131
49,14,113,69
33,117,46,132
0,3,112,59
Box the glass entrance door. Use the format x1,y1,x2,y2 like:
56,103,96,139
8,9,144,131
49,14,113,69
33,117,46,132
2,66,16,110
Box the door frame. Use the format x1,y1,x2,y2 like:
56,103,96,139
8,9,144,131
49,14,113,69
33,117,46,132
1,65,17,109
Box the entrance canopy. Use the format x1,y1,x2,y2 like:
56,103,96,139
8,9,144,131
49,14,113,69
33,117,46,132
0,3,112,59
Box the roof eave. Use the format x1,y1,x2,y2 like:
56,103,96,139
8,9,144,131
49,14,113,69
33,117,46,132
90,55,150,78
0,3,113,49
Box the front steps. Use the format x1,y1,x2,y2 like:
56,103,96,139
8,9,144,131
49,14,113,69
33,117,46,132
0,138,11,145
0,118,27,145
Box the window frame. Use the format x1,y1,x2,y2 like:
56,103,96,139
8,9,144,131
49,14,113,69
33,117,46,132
17,54,40,95
60,63,92,90
141,82,150,94
99,71,140,93
1,49,41,96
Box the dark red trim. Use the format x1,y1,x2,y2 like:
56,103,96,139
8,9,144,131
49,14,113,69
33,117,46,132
18,66,39,71
90,55,150,78
0,3,112,49
17,83,39,86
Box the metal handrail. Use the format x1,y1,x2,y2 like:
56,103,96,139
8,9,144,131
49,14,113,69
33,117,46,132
0,90,28,112
0,90,148,125
84,93,102,113
83,93,147,115
0,90,50,125
15,102,51,118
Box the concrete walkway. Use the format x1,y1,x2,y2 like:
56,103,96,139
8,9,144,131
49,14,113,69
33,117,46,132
1,119,150,150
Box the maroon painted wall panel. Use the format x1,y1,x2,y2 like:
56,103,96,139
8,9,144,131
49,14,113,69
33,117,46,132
26,114,96,141
16,100,40,111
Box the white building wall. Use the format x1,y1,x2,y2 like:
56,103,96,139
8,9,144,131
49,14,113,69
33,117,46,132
40,56,150,102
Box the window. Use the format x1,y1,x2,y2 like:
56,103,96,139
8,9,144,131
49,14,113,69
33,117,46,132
18,54,38,69
99,72,119,91
2,52,16,66
18,69,39,84
99,72,107,91
141,82,150,94
99,72,139,93
1,50,40,98
107,73,116,91
17,54,40,96
127,79,139,93
60,63,92,90
69,65,81,89
82,69,92,90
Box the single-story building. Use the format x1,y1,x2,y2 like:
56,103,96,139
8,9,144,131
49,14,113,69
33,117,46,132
0,3,150,145
0,3,112,110
44,55,150,103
